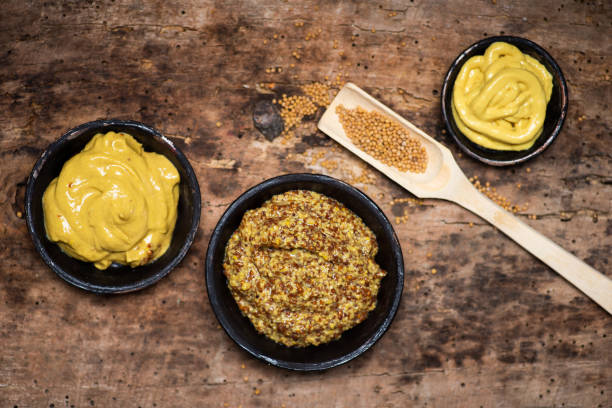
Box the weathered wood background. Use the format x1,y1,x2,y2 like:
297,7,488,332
1,1,610,407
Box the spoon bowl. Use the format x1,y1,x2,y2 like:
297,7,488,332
319,83,452,199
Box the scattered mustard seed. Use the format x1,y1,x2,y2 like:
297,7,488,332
277,94,318,135
470,177,529,213
301,82,331,107
320,159,338,171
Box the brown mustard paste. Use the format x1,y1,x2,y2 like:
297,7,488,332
223,190,386,347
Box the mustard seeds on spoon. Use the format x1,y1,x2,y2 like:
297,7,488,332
336,105,428,173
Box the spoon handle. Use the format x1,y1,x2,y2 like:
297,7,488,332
449,173,612,314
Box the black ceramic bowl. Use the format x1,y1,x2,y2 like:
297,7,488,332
25,119,201,294
441,36,568,166
205,173,404,371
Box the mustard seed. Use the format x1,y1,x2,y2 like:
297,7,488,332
336,105,428,173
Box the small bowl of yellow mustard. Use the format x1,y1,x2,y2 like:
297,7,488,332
25,120,201,293
441,36,568,166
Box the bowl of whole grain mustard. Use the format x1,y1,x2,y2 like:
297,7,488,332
205,173,404,370
441,36,568,166
25,120,201,293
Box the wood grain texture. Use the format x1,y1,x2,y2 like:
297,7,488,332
1,1,610,407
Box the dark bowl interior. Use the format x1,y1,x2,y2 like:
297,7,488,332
441,36,568,166
205,173,404,371
25,119,201,294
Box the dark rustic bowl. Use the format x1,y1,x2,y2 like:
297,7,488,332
25,119,201,294
205,173,404,371
441,36,568,166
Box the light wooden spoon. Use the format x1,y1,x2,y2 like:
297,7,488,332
318,82,612,314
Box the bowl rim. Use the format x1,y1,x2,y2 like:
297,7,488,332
25,119,201,294
441,35,569,166
205,173,404,370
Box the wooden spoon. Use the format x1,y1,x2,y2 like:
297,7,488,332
318,82,612,314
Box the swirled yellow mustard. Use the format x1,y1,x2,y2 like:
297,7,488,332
452,42,553,150
42,131,180,269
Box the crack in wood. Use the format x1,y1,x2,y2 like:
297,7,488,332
562,173,612,184
351,24,406,34
397,87,433,103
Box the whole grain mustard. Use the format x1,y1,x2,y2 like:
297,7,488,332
42,131,180,270
452,42,553,151
223,190,386,347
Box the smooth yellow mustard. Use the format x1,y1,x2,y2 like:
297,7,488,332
452,42,553,150
42,131,180,269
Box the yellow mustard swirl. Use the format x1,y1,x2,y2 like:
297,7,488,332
42,131,180,269
452,42,553,150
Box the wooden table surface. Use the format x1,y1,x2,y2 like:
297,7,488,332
1,1,610,407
